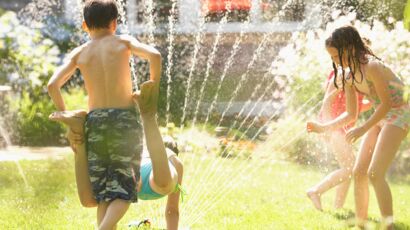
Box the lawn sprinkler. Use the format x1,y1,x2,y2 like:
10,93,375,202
128,218,151,229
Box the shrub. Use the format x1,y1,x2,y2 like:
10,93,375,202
0,11,72,145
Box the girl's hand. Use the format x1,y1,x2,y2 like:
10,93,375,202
345,126,366,143
307,121,326,133
67,129,84,145
66,129,84,154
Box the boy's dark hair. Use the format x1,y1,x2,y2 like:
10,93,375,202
83,0,118,30
325,25,380,90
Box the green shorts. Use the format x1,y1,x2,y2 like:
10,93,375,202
85,107,143,203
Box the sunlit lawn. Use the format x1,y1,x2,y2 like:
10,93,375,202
1,152,410,229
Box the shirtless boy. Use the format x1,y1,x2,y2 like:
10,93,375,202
47,1,161,229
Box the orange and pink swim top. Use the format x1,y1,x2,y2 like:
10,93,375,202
319,71,367,133
325,71,366,119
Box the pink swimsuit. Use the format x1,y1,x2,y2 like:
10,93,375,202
320,71,365,133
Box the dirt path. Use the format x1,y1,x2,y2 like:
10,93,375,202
0,146,71,161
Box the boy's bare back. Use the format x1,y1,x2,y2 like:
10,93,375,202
47,1,162,228
73,35,134,110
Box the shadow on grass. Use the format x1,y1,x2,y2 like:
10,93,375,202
325,209,357,228
368,220,410,230
326,210,410,229
325,209,377,228
394,222,410,230
328,209,355,221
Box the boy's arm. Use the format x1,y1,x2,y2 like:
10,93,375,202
121,35,162,82
47,47,81,111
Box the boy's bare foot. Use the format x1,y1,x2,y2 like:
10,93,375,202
307,189,323,211
49,110,87,134
133,80,158,116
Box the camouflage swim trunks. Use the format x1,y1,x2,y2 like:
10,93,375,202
85,107,143,203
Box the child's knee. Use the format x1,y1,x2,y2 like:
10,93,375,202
339,160,354,171
342,166,353,178
353,166,368,179
156,181,177,194
367,168,385,184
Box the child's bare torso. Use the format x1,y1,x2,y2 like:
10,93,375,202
75,35,134,111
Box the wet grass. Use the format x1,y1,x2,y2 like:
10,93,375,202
1,153,410,229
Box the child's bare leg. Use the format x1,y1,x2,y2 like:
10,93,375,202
334,180,351,209
134,80,173,188
308,167,352,210
97,202,109,226
368,125,407,230
74,143,97,207
332,133,354,209
99,199,130,230
141,114,174,189
353,126,380,227
49,110,97,207
307,132,354,211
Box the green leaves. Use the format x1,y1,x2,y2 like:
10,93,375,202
405,0,410,30
0,11,64,145
0,11,59,92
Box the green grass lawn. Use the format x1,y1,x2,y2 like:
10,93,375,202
1,153,410,229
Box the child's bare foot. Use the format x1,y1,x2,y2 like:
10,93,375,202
356,218,367,229
334,202,344,210
49,110,87,134
334,197,344,209
307,189,323,211
334,204,343,210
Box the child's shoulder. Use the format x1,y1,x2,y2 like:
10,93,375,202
117,34,150,47
117,34,138,45
364,55,385,71
366,57,383,67
118,34,134,40
66,42,90,63
364,58,388,80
